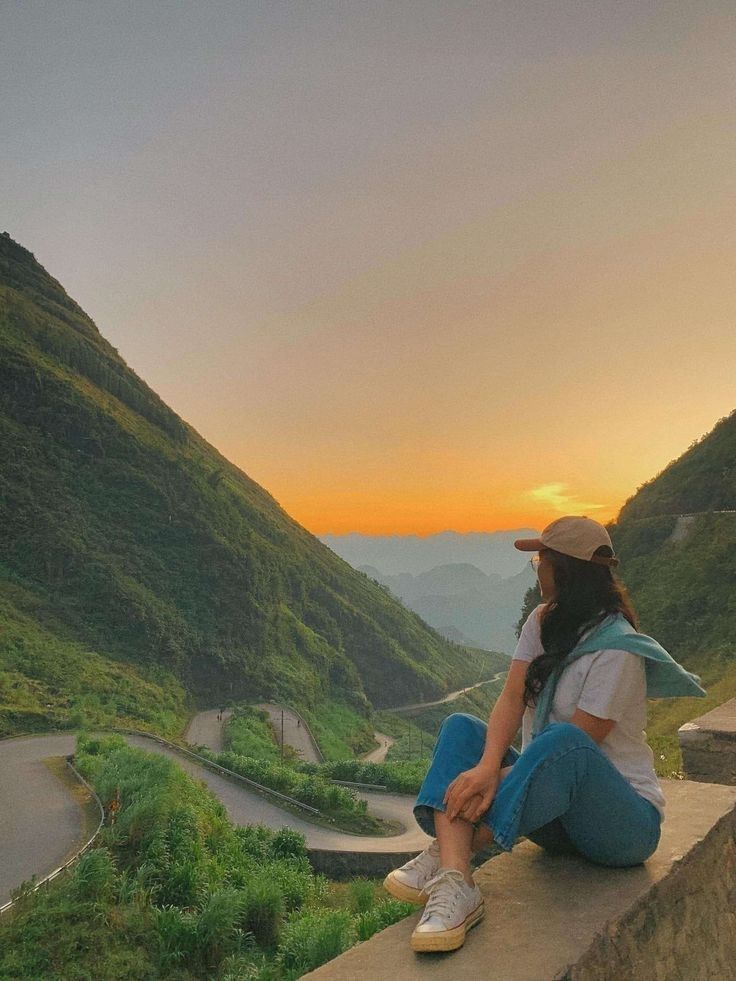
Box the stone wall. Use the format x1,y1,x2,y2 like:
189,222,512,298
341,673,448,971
567,795,736,979
305,778,736,980
679,697,736,786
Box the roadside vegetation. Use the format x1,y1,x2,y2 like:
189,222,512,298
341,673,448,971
298,700,376,759
223,701,377,763
223,706,284,762
372,682,508,766
298,758,427,796
218,684,511,801
0,735,412,979
204,748,391,835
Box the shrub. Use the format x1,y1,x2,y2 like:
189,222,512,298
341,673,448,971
277,909,355,975
298,757,427,795
196,887,245,964
261,859,315,913
154,905,198,969
241,874,284,950
211,750,365,818
71,848,117,901
348,878,375,914
270,826,307,861
158,858,204,907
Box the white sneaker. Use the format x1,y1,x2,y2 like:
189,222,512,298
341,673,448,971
410,868,484,952
383,839,441,904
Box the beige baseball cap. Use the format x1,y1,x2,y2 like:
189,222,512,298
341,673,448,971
514,516,619,567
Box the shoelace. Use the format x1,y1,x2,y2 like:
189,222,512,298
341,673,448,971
404,840,440,876
419,868,466,922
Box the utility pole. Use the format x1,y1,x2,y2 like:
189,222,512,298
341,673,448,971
281,708,285,760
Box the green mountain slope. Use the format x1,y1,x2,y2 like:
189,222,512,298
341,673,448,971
610,408,736,663
512,411,736,773
617,410,736,523
0,233,501,735
609,411,736,771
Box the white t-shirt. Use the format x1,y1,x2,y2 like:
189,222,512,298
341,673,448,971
513,604,666,819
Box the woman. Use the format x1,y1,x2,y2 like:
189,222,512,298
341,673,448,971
383,515,706,954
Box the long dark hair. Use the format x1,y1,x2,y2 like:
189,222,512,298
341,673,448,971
522,546,639,709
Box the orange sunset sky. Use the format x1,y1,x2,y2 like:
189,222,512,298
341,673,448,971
4,3,735,535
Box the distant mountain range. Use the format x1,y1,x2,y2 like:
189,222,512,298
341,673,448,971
321,530,538,577
358,561,536,654
321,531,538,654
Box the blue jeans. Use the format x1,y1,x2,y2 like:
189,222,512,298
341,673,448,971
414,713,662,868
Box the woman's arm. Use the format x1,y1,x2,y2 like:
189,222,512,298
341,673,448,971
444,661,528,821
570,707,615,744
477,659,529,767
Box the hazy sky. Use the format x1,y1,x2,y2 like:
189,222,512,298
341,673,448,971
3,1,735,535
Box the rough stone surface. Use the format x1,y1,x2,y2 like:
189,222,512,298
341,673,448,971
305,779,736,980
684,698,736,736
309,848,422,881
680,698,736,785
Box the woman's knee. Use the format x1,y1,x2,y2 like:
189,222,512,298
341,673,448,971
434,712,487,756
439,712,486,739
533,721,597,749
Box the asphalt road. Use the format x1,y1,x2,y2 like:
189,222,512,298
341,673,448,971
0,733,81,908
361,731,396,763
390,672,507,713
256,704,322,763
0,731,429,908
184,708,233,752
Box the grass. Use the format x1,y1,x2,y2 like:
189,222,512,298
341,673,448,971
298,700,376,760
0,581,188,739
204,747,401,836
224,706,284,762
373,680,506,765
0,734,414,979
42,756,101,854
646,656,736,778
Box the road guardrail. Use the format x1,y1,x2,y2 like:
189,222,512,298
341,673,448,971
0,756,105,917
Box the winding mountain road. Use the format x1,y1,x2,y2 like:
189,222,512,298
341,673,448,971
389,671,507,714
256,704,322,763
361,731,395,763
0,730,429,909
184,708,233,753
2,674,512,907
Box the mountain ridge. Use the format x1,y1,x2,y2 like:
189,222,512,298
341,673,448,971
0,233,504,735
322,529,538,577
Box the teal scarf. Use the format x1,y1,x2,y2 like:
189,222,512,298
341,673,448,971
531,612,707,737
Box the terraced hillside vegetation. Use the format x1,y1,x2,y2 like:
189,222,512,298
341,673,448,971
0,232,504,736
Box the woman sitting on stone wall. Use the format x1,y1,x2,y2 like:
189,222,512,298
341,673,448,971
383,515,706,953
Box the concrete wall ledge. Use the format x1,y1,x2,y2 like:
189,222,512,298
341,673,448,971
679,697,736,784
305,778,736,980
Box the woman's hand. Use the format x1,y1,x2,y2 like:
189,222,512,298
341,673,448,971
444,763,500,823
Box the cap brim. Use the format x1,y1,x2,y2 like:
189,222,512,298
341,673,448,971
514,538,543,552
590,555,619,567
